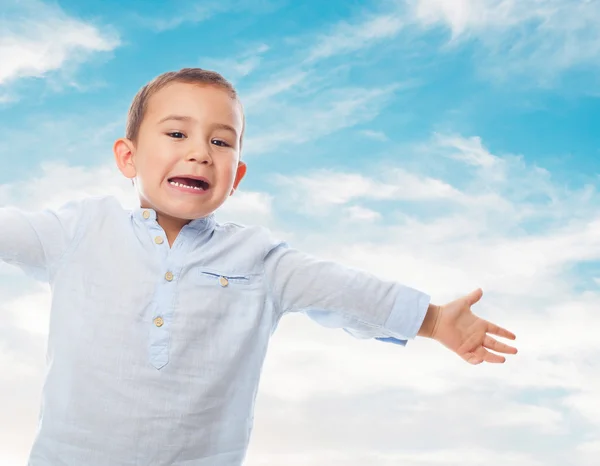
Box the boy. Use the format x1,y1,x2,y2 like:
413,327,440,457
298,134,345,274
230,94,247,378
0,68,517,465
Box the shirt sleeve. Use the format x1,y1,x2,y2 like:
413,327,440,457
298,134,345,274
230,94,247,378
0,199,87,280
264,243,430,345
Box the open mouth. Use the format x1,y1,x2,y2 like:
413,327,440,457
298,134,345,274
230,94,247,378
168,177,210,191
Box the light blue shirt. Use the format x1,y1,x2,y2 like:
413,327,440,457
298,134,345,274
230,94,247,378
0,196,430,465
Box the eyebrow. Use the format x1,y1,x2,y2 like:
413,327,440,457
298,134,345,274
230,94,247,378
157,115,238,137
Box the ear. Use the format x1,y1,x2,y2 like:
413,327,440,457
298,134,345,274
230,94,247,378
113,138,137,179
230,161,247,196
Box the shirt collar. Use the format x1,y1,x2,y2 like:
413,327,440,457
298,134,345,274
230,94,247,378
132,206,216,233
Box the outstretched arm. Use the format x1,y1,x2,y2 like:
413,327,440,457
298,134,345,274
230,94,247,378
265,244,517,363
265,245,430,344
0,207,48,269
0,200,86,278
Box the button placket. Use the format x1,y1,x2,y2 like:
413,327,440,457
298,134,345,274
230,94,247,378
142,214,175,370
149,265,175,370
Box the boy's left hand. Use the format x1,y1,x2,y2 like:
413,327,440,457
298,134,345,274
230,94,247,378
427,288,517,365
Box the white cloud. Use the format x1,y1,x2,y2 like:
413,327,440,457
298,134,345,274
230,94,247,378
217,190,273,225
274,164,508,215
132,0,236,32
0,0,119,86
576,439,600,466
241,71,311,111
7,287,52,337
244,85,401,154
201,44,270,83
409,0,600,83
277,132,597,235
411,0,531,36
435,133,499,168
0,162,137,210
360,129,389,141
485,402,565,434
305,11,405,62
246,447,545,466
133,0,280,32
135,7,217,32
258,0,600,87
231,8,420,154
345,205,381,221
564,389,600,426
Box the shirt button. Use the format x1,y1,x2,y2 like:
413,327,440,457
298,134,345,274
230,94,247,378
142,210,150,219
154,317,164,327
165,271,174,281
219,276,229,287
154,236,164,245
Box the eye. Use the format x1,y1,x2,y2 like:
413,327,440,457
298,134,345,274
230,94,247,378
167,131,186,139
211,138,231,147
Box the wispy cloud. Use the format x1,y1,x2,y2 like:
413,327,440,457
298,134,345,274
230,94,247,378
132,1,228,32
409,0,600,84
200,43,270,83
244,84,402,154
229,8,416,152
359,129,389,142
133,0,281,32
344,205,382,222
241,70,311,110
246,445,546,466
275,132,600,240
305,11,405,63
275,168,467,209
435,133,499,168
0,0,119,87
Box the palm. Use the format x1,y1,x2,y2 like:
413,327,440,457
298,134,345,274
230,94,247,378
432,289,517,365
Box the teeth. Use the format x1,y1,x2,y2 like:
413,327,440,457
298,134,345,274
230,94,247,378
169,180,204,190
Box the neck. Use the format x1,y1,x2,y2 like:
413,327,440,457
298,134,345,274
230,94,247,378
155,212,190,247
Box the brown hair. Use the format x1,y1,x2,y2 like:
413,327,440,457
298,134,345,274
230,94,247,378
125,68,245,152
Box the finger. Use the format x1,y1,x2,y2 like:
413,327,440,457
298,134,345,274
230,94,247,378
463,347,486,365
483,335,518,354
482,349,506,364
486,321,516,340
465,288,483,306
464,352,484,365
464,347,506,365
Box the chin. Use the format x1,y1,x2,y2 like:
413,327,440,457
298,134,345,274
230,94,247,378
177,204,217,220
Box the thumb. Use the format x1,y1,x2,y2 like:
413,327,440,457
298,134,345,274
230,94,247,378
465,288,483,306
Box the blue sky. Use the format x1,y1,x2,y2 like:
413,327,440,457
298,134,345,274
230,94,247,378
2,0,600,465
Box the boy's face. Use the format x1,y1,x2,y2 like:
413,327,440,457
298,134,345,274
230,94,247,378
114,81,246,221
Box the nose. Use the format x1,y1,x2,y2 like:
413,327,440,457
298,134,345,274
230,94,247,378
185,143,212,164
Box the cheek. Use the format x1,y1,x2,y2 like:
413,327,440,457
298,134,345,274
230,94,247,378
136,148,173,178
217,159,237,181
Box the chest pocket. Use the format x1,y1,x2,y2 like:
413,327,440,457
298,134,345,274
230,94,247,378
192,269,266,333
197,270,262,289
